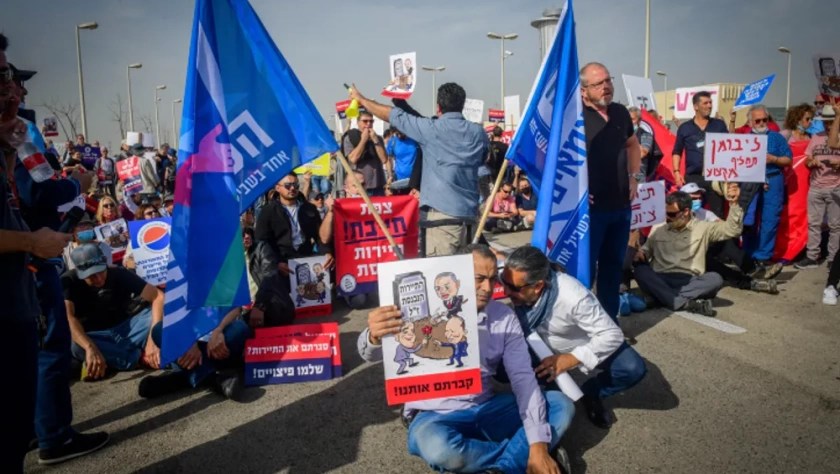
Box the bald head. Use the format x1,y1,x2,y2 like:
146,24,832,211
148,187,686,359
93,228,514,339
580,62,609,87
579,62,613,108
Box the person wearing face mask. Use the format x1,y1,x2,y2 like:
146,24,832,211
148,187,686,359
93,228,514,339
62,214,113,271
633,184,743,317
515,177,538,229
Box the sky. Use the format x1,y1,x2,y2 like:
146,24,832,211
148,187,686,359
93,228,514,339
3,0,838,148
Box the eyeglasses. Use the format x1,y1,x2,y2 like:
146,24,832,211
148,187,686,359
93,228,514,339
585,76,614,90
500,276,531,293
753,118,769,124
144,211,159,217
804,116,813,122
0,67,12,85
282,182,300,190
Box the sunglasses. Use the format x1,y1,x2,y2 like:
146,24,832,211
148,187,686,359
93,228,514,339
282,182,300,190
144,211,160,217
753,118,769,124
500,276,531,293
313,195,324,200
359,119,374,124
666,210,685,218
102,203,115,209
815,101,826,106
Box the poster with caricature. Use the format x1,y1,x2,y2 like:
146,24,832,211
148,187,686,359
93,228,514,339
382,52,417,100
289,256,332,318
813,53,840,97
377,255,482,405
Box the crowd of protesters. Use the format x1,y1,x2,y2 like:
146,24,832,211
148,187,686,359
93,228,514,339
2,24,839,474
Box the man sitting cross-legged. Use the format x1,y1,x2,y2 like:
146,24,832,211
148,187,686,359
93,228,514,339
633,184,744,317
358,244,574,474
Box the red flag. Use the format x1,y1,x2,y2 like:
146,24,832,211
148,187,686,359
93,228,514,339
640,109,683,191
773,141,810,262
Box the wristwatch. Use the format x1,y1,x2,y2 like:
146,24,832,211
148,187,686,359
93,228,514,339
629,172,645,181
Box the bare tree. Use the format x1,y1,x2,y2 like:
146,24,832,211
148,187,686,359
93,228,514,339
38,98,80,140
109,94,127,140
138,113,154,135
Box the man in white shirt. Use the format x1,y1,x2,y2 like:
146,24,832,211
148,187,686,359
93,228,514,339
501,246,646,430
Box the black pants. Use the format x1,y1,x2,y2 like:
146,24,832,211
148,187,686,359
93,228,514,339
706,239,756,287
0,318,38,473
828,257,840,289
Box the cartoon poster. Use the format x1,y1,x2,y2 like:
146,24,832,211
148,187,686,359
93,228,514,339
42,116,58,137
128,217,171,286
377,255,482,405
382,52,417,100
94,218,129,260
289,255,332,318
812,53,840,97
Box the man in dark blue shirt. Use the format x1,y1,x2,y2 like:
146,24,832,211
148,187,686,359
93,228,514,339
514,177,538,229
672,91,729,217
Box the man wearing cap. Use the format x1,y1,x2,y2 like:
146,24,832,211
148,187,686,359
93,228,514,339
132,142,159,195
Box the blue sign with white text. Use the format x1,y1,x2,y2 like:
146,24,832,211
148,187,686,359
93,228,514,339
734,74,775,110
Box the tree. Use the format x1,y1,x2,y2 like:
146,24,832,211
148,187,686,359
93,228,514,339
109,94,127,141
38,98,80,141
138,113,154,136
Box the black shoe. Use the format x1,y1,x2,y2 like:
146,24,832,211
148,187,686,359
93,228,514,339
750,279,779,295
215,373,243,401
794,258,820,270
642,294,660,309
582,395,614,429
38,431,110,465
409,361,419,367
553,446,572,474
684,299,716,317
28,437,38,453
138,371,191,399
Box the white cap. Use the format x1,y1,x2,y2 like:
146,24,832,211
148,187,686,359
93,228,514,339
680,183,705,194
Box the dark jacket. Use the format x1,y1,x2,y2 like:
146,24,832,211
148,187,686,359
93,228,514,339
14,157,81,232
254,197,331,262
247,241,278,289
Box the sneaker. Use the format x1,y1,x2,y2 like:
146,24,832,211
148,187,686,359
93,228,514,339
38,432,110,465
761,262,783,280
822,286,838,306
795,258,820,270
215,373,243,401
750,279,779,295
553,446,572,474
138,371,191,399
684,299,716,317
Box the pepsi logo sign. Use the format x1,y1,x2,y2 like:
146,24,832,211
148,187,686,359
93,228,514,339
137,221,171,253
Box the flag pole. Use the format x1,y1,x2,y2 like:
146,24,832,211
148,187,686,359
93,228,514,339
335,149,405,260
472,159,510,244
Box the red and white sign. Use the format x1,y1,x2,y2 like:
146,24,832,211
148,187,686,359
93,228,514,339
116,157,143,195
703,133,767,183
255,322,343,376
335,100,366,120
631,181,666,230
674,85,720,119
488,109,505,123
500,130,514,145
42,116,59,137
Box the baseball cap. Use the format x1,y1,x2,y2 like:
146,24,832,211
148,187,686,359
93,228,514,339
815,105,836,121
9,63,36,84
309,191,324,201
680,183,705,194
130,142,145,154
71,243,107,279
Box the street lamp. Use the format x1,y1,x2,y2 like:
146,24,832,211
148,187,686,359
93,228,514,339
644,0,651,78
154,85,167,148
127,63,142,132
172,99,182,149
778,47,791,109
75,21,98,140
421,66,446,114
487,32,518,110
656,71,668,117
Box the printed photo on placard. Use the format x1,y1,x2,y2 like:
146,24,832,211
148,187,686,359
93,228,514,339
377,255,482,405
382,52,417,99
289,255,332,318
94,218,129,253
42,116,58,137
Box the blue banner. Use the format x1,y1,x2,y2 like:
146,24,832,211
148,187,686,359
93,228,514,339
162,0,338,365
734,74,775,110
507,0,589,287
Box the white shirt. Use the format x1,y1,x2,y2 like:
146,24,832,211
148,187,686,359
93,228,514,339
695,208,720,222
283,204,304,250
535,273,624,373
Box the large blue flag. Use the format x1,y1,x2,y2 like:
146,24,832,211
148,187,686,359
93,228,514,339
162,0,338,364
507,0,589,287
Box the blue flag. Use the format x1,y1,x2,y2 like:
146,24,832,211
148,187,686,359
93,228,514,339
507,0,589,287
734,74,775,110
162,0,338,365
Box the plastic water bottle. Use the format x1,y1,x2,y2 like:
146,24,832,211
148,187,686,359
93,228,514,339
17,140,54,183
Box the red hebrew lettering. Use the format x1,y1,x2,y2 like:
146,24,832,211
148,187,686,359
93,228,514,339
631,203,641,211
732,138,743,152
751,137,761,152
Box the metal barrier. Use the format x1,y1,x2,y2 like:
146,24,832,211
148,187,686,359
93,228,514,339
417,217,478,258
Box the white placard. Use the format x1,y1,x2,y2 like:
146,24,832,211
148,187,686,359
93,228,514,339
503,95,521,130
631,180,666,230
373,116,386,137
126,131,142,146
622,74,657,111
463,98,484,124
382,52,417,100
703,133,767,183
142,133,155,148
812,53,840,97
674,85,720,119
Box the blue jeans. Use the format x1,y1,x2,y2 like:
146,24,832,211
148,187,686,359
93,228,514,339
589,208,632,321
151,320,250,387
744,172,784,261
70,308,153,370
310,175,332,195
407,391,575,473
0,318,38,473
35,264,75,449
581,342,647,399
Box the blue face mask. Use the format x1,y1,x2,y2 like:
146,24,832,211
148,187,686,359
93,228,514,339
691,200,702,211
797,125,807,132
633,124,639,132
752,128,769,135
76,229,95,242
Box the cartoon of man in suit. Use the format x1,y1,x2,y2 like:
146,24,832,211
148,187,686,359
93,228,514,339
433,272,467,322
435,316,469,367
394,321,429,375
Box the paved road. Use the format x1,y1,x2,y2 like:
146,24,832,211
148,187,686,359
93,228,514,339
24,231,840,474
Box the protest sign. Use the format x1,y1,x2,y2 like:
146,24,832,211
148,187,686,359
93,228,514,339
128,217,171,286
245,334,333,385
674,86,720,119
289,255,332,318
500,130,514,145
488,109,505,123
256,322,343,376
294,153,330,176
42,116,58,137
812,54,840,97
463,98,484,124
126,131,142,146
377,255,483,405
703,133,767,183
75,145,100,170
94,218,128,260
630,181,666,230
622,74,657,110
382,52,417,100
334,195,419,296
733,74,775,110
503,95,521,129
142,133,155,149
116,156,143,195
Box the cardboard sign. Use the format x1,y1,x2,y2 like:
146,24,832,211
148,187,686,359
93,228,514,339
377,255,482,405
812,54,840,97
142,133,155,148
289,255,332,318
630,180,666,230
503,95,521,129
382,52,417,100
245,335,333,385
463,98,484,124
255,322,343,376
733,74,775,110
488,109,505,123
128,217,171,286
116,156,143,195
622,74,657,110
94,218,128,261
42,116,58,137
334,196,419,296
674,86,720,119
126,131,142,146
75,145,101,170
294,153,330,177
703,133,767,183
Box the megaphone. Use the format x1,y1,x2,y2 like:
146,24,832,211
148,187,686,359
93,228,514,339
344,83,360,119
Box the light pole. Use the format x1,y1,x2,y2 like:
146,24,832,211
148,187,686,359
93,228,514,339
421,66,446,114
127,63,142,132
488,32,518,110
75,21,98,140
778,47,791,109
154,85,167,148
644,0,651,78
172,99,182,149
656,71,667,116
